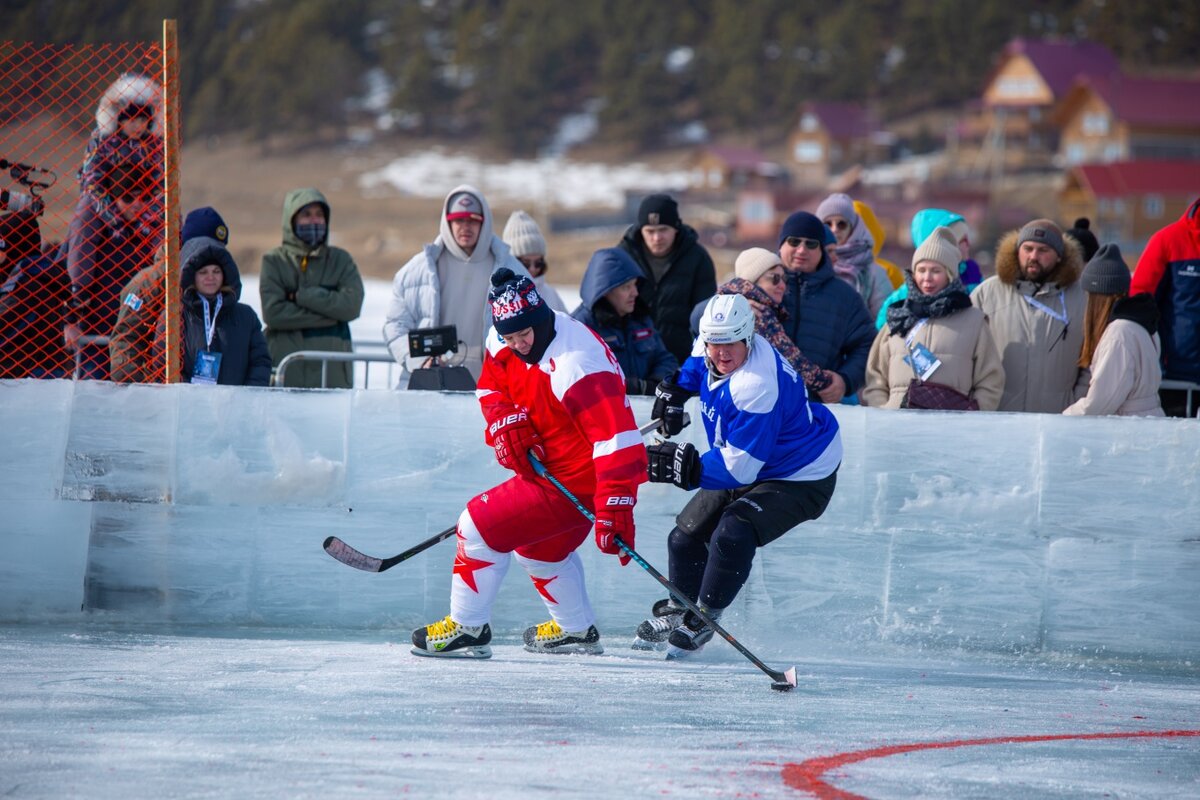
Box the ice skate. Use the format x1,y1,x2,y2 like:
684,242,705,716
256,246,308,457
522,620,603,655
665,608,721,660
632,597,685,651
411,615,492,659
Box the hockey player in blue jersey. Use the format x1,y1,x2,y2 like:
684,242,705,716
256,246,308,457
639,293,842,657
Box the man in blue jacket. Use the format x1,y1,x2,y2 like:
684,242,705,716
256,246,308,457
572,247,677,395
776,211,876,403
637,294,841,658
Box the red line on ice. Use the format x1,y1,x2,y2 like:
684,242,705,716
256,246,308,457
782,729,1200,800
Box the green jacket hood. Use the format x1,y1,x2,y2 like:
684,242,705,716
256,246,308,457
281,188,331,251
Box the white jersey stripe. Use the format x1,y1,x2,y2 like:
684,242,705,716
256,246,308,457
593,428,643,459
720,443,766,484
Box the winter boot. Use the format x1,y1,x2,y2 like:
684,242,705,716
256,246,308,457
411,615,492,659
666,607,722,660
523,620,603,655
632,597,686,651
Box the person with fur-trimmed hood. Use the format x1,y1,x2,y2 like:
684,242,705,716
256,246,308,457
383,184,526,387
971,218,1088,413
260,188,365,389
572,247,677,395
78,72,164,231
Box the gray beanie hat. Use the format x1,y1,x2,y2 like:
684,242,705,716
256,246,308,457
1017,218,1065,258
912,226,963,277
502,209,546,258
815,193,858,226
1080,243,1131,295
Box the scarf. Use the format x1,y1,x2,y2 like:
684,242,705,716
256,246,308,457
885,282,972,337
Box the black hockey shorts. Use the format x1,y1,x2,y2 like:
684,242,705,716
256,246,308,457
673,467,838,547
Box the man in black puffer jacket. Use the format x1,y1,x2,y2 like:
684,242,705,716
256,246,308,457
618,194,716,364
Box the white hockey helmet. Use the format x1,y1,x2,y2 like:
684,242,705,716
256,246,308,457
699,294,755,350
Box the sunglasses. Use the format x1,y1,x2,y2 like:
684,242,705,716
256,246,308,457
519,257,547,272
759,272,785,286
824,219,849,232
783,236,822,251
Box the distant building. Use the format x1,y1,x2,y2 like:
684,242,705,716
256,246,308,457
1055,74,1200,166
977,38,1119,169
787,102,887,187
688,145,787,192
1059,160,1200,259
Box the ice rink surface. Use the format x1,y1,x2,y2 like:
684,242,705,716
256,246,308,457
2,624,1197,799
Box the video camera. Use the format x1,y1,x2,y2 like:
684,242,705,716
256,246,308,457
407,325,476,391
1,157,56,216
408,325,460,360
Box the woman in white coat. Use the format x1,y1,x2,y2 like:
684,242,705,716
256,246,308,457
864,227,1004,410
1063,244,1164,417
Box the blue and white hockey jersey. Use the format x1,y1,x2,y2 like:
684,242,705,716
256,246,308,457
677,333,842,490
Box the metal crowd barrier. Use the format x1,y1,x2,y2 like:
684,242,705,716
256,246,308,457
1160,379,1200,418
275,348,397,389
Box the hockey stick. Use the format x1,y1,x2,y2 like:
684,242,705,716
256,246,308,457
528,450,797,692
323,526,456,573
322,416,678,573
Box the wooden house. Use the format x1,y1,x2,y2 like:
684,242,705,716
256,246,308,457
1059,161,1200,259
787,102,884,187
1055,74,1200,166
688,145,787,192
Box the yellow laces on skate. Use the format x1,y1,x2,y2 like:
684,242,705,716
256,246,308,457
533,620,564,641
426,616,459,640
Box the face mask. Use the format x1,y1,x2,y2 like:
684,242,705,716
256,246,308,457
295,223,326,248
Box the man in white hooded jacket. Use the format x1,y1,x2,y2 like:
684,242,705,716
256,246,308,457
383,184,526,387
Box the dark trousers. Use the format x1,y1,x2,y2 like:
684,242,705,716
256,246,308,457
666,469,837,611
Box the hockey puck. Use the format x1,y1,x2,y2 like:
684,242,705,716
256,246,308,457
771,682,794,692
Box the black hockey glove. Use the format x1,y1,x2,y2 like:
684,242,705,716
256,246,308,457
646,441,701,490
651,371,693,437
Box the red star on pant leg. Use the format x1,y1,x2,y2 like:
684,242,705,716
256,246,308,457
453,544,494,594
530,575,558,604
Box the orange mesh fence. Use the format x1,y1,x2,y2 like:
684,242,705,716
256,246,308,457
0,40,175,382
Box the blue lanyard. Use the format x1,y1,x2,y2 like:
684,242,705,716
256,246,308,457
1022,291,1068,327
201,295,223,351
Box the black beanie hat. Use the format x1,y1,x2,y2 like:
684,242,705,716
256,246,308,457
637,194,681,229
1068,217,1100,263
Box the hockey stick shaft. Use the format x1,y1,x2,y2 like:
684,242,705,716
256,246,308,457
323,525,456,572
528,451,795,688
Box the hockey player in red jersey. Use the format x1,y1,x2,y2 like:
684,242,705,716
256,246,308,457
412,267,647,658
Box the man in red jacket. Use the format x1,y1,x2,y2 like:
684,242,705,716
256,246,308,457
412,267,647,659
1132,197,1200,417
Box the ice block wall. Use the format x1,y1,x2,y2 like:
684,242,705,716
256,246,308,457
2,379,1197,668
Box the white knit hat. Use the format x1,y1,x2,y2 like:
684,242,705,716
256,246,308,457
502,210,547,258
912,226,962,275
734,248,783,284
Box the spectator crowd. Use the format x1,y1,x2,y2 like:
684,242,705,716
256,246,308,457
1,73,1198,419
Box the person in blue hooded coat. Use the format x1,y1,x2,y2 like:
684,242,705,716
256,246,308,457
572,247,678,395
175,236,271,386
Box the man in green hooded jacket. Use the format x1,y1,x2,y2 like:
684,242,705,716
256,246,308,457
260,188,364,388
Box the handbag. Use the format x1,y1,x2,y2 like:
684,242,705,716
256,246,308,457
901,378,979,411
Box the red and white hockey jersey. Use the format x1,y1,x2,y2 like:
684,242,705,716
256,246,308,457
478,311,647,507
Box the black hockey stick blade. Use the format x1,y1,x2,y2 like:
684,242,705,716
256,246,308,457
323,525,456,573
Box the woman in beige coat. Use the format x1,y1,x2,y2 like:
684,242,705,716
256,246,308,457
1063,244,1164,417
864,227,1005,410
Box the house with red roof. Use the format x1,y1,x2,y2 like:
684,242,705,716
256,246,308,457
786,101,888,187
976,38,1119,168
1055,74,1200,166
1059,160,1200,259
